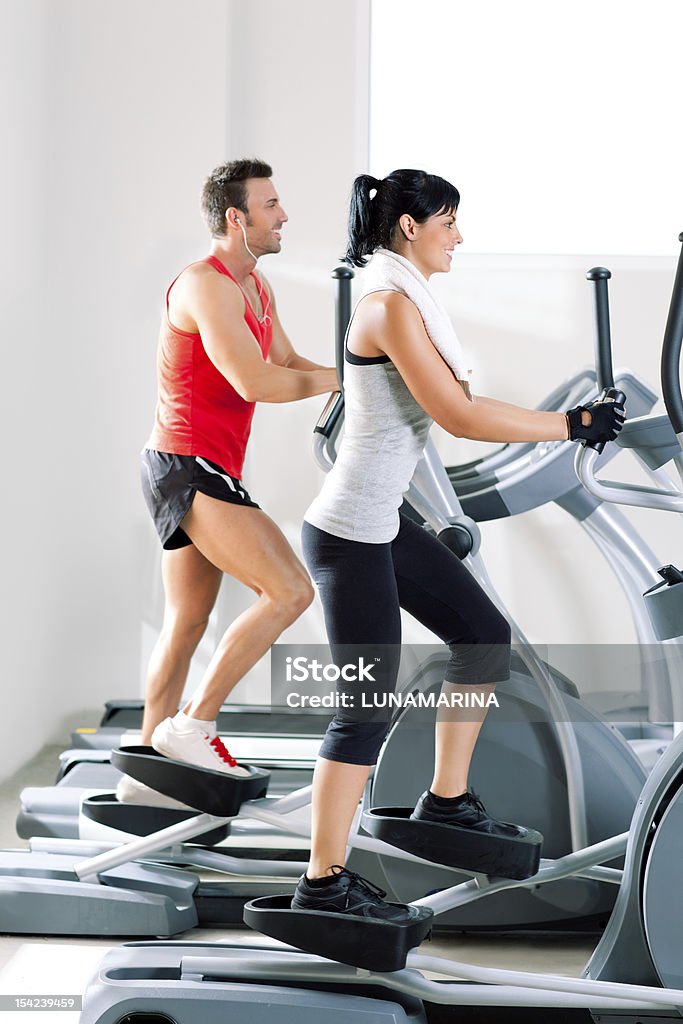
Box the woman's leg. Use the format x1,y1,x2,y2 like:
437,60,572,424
391,514,511,800
307,759,375,877
302,523,402,878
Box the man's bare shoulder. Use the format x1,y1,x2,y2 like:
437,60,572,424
174,261,244,311
178,260,238,292
167,261,245,333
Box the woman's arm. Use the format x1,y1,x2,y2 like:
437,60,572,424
365,292,569,443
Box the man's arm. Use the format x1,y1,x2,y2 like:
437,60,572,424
262,276,334,372
187,270,338,403
281,350,329,371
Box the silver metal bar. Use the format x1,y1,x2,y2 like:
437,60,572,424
410,438,465,519
407,953,683,1009
159,848,307,877
239,803,312,837
580,503,673,718
31,834,308,879
75,812,225,882
312,432,335,472
264,784,313,815
581,510,660,647
576,866,623,884
467,551,589,850
413,832,628,914
178,953,674,1011
575,447,683,511
632,450,680,491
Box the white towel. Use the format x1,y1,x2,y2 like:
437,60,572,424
360,247,468,381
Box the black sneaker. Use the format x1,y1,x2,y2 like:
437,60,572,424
411,789,528,838
291,866,417,922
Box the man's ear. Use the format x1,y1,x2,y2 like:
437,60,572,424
226,207,242,230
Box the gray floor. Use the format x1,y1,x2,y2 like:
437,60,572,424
0,744,597,1009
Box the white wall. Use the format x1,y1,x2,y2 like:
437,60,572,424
2,0,680,781
0,0,49,778
1,0,232,779
371,0,683,257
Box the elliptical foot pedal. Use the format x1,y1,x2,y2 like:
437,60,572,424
244,894,433,972
81,793,230,844
111,746,270,816
363,806,543,880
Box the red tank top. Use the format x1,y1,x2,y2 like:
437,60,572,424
147,255,273,479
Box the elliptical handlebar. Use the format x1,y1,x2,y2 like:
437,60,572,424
660,233,683,440
584,386,627,456
312,392,344,472
586,266,615,392
576,233,683,511
311,267,353,471
331,265,354,390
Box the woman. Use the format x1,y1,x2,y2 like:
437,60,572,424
292,168,623,919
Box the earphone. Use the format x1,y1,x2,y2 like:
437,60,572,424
236,218,258,263
231,214,272,325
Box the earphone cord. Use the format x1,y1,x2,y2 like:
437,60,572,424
253,273,272,326
237,221,272,325
238,220,259,264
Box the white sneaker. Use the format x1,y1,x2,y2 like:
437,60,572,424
151,717,251,778
115,773,195,810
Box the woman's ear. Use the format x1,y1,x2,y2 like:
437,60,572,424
397,213,417,242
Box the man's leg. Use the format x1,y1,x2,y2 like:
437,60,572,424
140,544,222,744
177,492,314,721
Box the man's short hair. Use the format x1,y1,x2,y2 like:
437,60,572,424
201,158,273,236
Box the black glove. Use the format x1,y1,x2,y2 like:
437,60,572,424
566,399,626,444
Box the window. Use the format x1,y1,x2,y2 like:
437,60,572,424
371,0,683,255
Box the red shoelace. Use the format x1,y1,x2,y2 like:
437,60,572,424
209,735,238,768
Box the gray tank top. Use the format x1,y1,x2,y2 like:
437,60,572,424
304,294,432,544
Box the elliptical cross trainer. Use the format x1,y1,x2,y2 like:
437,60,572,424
79,234,683,1022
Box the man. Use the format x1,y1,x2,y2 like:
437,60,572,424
118,158,338,805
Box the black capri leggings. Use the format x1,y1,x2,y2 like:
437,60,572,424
302,512,511,766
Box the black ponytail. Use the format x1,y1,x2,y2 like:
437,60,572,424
344,169,460,268
345,174,383,268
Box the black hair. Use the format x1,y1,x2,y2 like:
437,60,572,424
200,158,273,236
345,168,460,267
